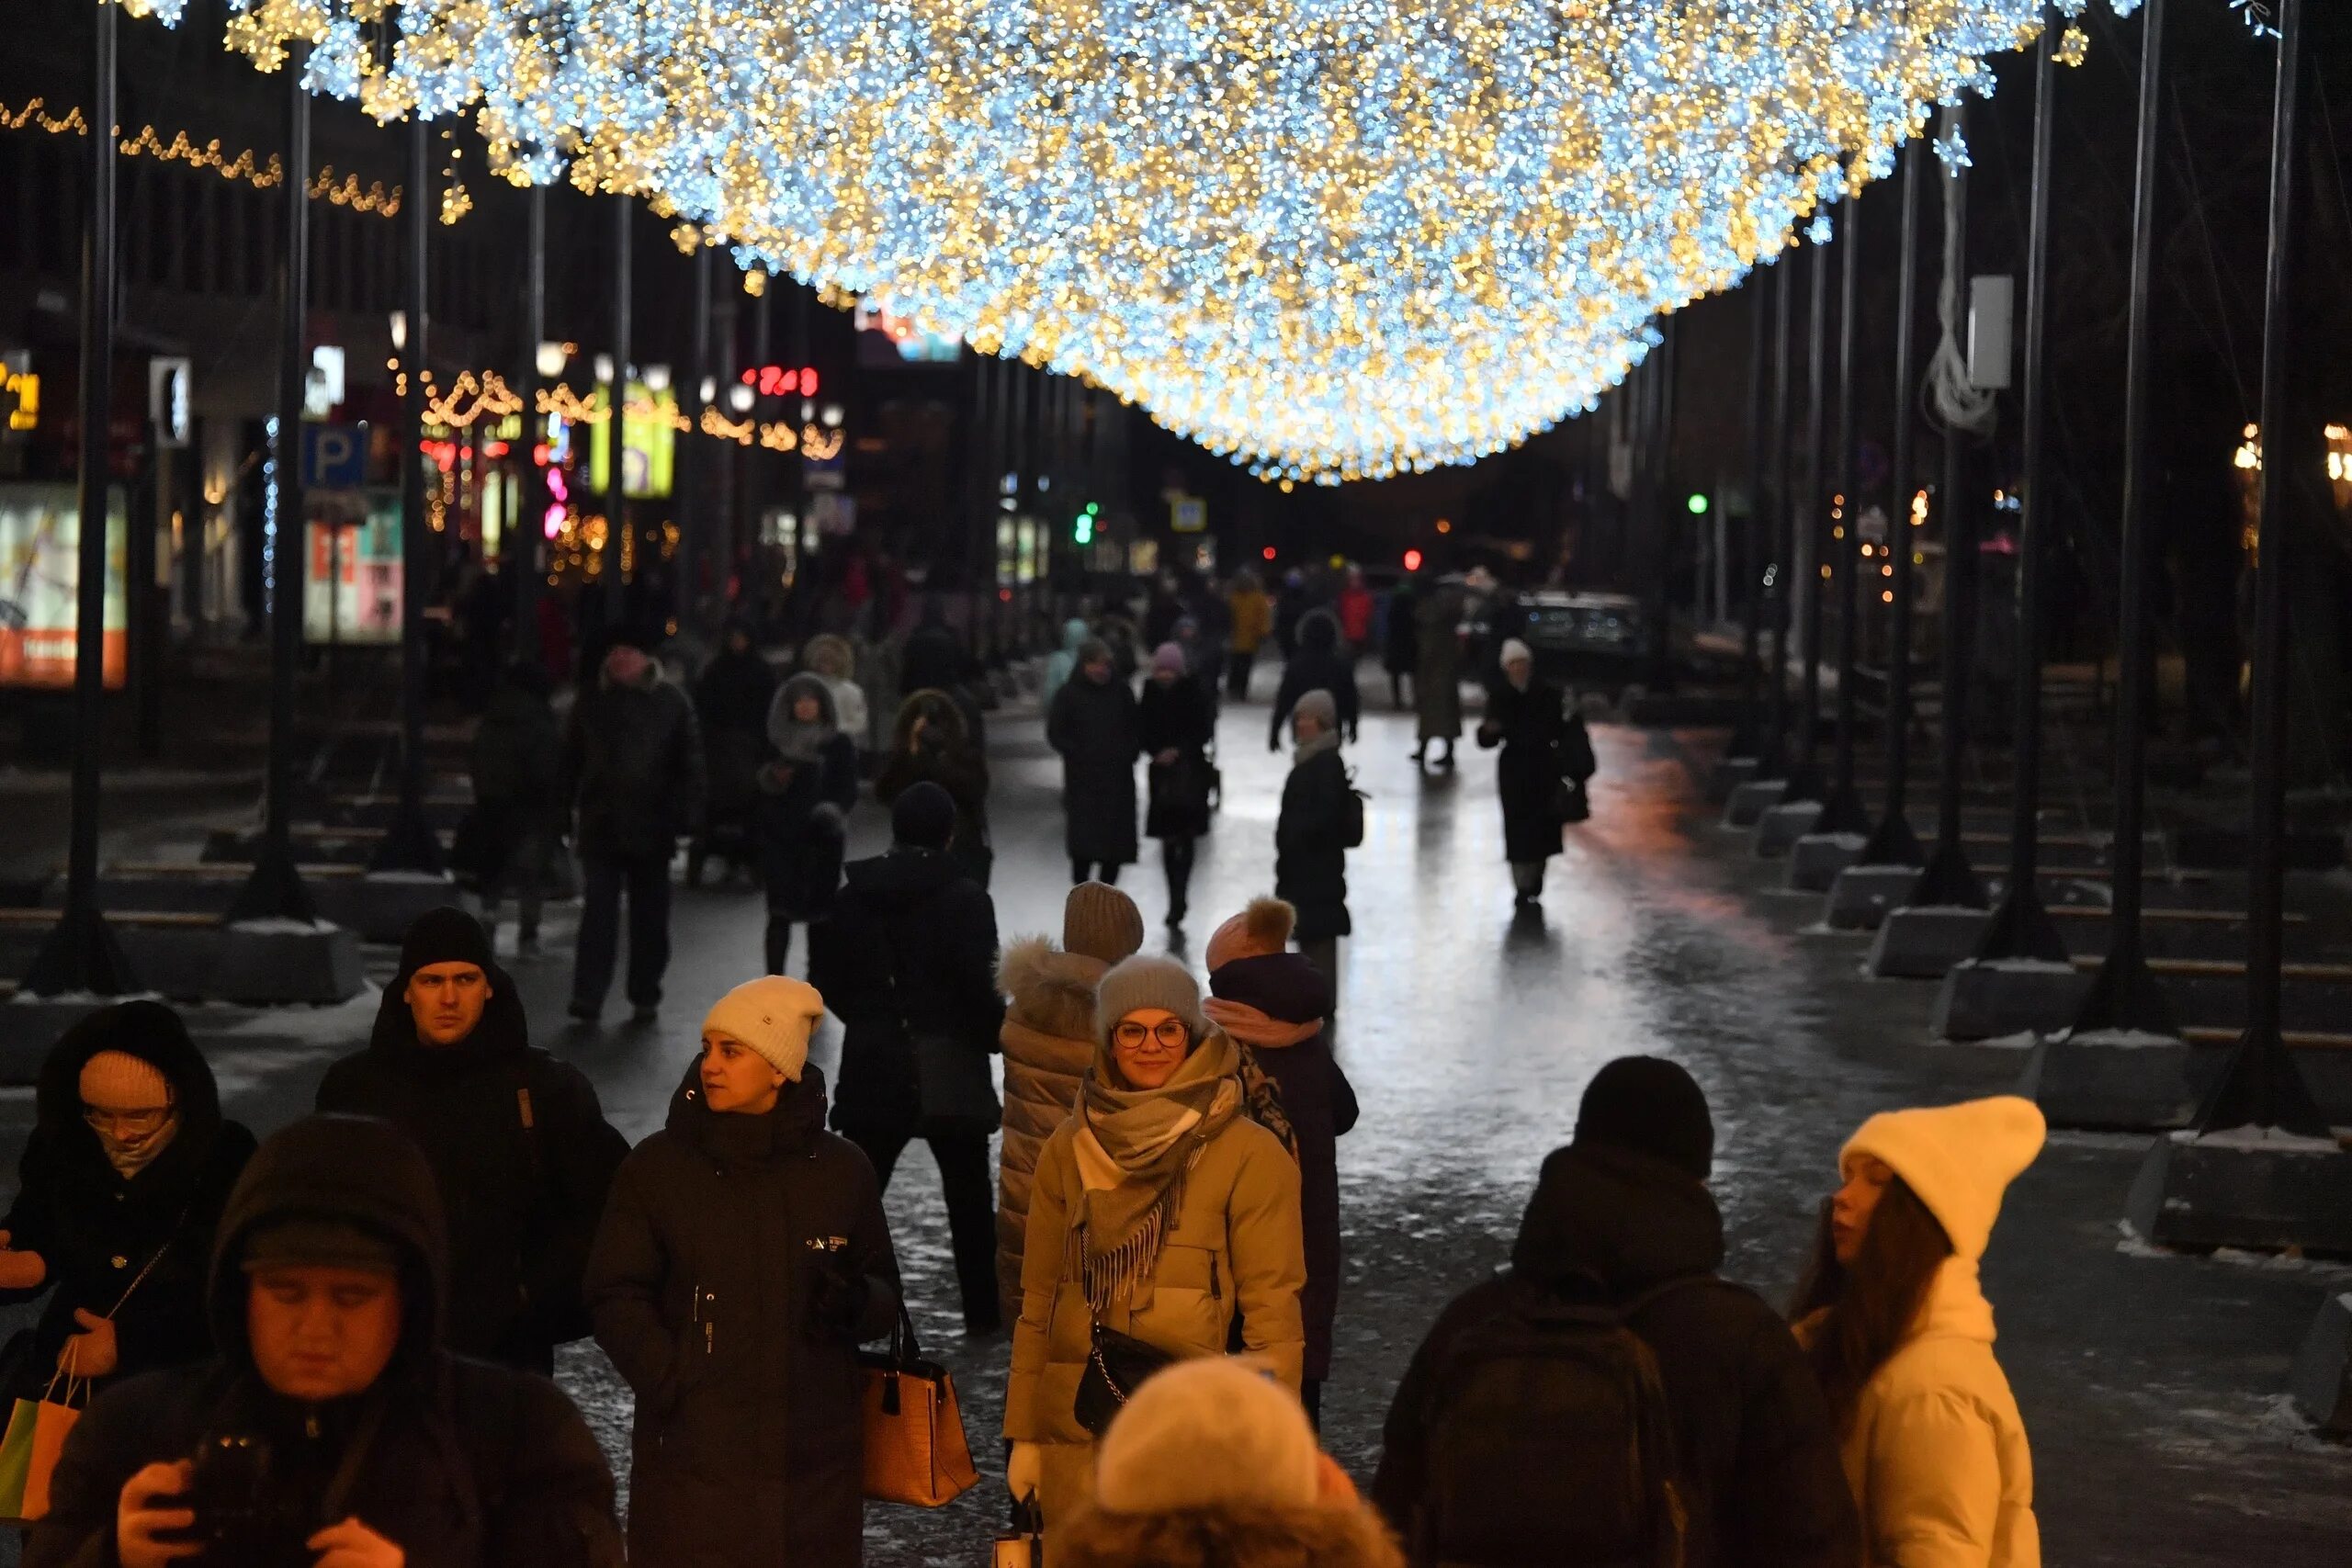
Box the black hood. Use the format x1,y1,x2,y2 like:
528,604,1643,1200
208,1115,448,1376
664,1055,831,1167
1299,609,1340,651
1206,951,1331,1026
1510,1142,1724,1295
842,845,968,905
38,999,225,1185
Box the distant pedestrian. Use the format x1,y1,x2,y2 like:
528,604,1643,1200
1269,610,1362,750
995,883,1147,1326
1275,691,1362,1008
1171,614,1224,722
1383,581,1420,710
809,784,1006,1331
1274,570,1310,658
1004,956,1306,1534
876,688,994,888
1336,567,1376,655
317,907,628,1372
757,672,860,976
1044,616,1093,707
1413,579,1466,769
1372,1056,1858,1568
1226,570,1273,700
1047,637,1142,885
691,622,778,885
1791,1098,2045,1568
801,632,873,759
1204,898,1359,1427
1142,641,1215,930
587,978,900,1568
1055,1358,1404,1568
900,593,967,698
31,1114,622,1568
562,630,706,1024
1142,574,1187,649
0,1002,256,1403
1477,637,1594,907
469,659,566,951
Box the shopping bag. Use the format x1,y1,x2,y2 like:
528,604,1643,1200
0,1372,85,1523
860,1305,979,1507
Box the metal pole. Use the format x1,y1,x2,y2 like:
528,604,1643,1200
1818,189,1871,834
1647,320,1679,688
1785,231,1834,803
513,184,545,666
2195,0,2325,1136
604,197,630,624
1911,103,1988,908
1861,136,1928,867
27,0,133,993
2073,0,2177,1033
1733,267,1770,751
227,46,320,923
680,244,713,632
1974,7,2067,962
1760,254,1796,777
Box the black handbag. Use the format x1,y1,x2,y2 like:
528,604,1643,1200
875,928,1001,1136
1073,1322,1179,1438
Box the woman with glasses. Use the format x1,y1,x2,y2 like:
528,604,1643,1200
0,1002,255,1401
1004,955,1306,1538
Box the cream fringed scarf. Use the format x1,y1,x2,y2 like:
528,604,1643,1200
1066,1030,1243,1314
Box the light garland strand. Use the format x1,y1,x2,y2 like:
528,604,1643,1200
4,96,402,215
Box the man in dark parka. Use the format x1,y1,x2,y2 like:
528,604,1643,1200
1372,1057,1859,1568
1274,690,1360,1006
316,907,628,1373
28,1113,623,1568
0,1002,256,1402
1269,609,1363,750
1045,637,1141,885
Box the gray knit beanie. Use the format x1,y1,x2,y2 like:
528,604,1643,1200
1094,955,1208,1045
1294,688,1339,729
1064,882,1145,965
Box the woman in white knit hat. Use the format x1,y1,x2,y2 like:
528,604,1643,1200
1004,955,1306,1537
586,976,904,1567
1790,1096,2046,1568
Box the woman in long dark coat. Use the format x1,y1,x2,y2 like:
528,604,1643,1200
1415,579,1466,768
1046,637,1141,885
1139,641,1215,930
875,688,993,887
757,673,861,976
1477,638,1592,907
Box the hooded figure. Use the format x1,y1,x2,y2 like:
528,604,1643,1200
1203,899,1359,1421
875,687,993,888
1005,956,1306,1535
1046,637,1143,883
1792,1098,2044,1568
28,1114,623,1568
799,633,873,753
754,672,861,974
586,994,901,1568
899,596,967,698
1270,610,1363,751
0,1003,257,1402
316,908,628,1371
1044,617,1094,707
995,883,1148,1326
1373,1058,1857,1568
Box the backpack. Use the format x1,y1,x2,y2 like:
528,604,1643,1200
1416,1274,1703,1568
1339,770,1367,849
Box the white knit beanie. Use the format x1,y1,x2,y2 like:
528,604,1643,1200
701,977,826,1082
1092,1358,1322,1516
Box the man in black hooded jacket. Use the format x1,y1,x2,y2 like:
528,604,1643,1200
316,908,628,1372
28,1113,621,1568
1373,1056,1858,1568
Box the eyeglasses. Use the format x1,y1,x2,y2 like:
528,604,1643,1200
1112,1019,1192,1051
84,1105,174,1137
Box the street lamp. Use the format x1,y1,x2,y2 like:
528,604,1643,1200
535,341,568,378
593,353,616,383
820,403,844,429
698,375,718,405
642,363,672,392
727,383,755,414
389,310,407,352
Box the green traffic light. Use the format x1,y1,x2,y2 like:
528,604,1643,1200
1686,493,1709,515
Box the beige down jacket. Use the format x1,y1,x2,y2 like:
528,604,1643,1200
997,939,1106,1325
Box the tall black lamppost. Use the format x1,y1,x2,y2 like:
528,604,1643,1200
1860,135,1928,869
1817,189,1871,836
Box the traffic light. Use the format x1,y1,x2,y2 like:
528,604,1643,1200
1403,547,1424,572
1687,492,1710,515
1073,501,1100,546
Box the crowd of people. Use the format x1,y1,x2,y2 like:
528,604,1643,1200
0,571,2047,1568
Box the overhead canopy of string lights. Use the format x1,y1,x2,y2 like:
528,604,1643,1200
103,0,2143,483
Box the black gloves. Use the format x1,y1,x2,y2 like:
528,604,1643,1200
809,1258,871,1342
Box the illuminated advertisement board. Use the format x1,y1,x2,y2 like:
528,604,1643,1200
0,483,128,689
303,489,403,645
588,382,678,499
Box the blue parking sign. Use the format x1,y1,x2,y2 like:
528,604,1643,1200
300,423,367,490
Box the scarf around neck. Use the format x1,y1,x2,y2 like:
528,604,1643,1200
1292,727,1341,769
1068,1030,1243,1313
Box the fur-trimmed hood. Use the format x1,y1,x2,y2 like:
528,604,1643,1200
997,935,1107,1043
1055,1502,1405,1568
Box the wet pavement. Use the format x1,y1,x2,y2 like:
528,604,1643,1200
3,674,2349,1564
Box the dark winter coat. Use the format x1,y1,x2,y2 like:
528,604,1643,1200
809,847,1005,1139
315,954,628,1371
756,676,860,922
0,1004,256,1403
1270,612,1363,749
472,673,564,818
696,645,779,828
1385,590,1422,677
876,690,993,886
1140,675,1215,840
1276,745,1357,942
28,1114,622,1568
1204,955,1358,1382
585,1063,901,1568
1371,1142,1860,1568
562,661,707,861
1046,670,1142,866
1478,675,1587,864
1414,586,1466,742
899,615,967,699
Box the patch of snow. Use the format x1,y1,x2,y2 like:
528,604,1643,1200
1894,905,1988,918
2052,1028,2184,1050
226,917,345,936
7,989,165,1007
1955,956,2078,976
2172,1123,2345,1155
1974,1031,2041,1051
362,870,457,886
1797,921,1852,937
215,984,382,1038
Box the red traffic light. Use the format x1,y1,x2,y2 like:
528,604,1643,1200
1403,548,1424,572
1261,546,1277,561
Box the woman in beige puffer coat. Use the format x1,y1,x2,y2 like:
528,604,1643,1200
995,884,1144,1325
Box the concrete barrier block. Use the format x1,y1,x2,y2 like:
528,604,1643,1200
119,923,366,1006
2290,1292,2352,1438
1754,801,1823,858
2018,1032,2218,1131
1707,755,1760,804
1723,778,1786,829
313,874,463,944
1788,832,1869,892
2125,1131,2352,1256
1932,957,2091,1040
1827,864,1920,931
1869,906,1990,978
